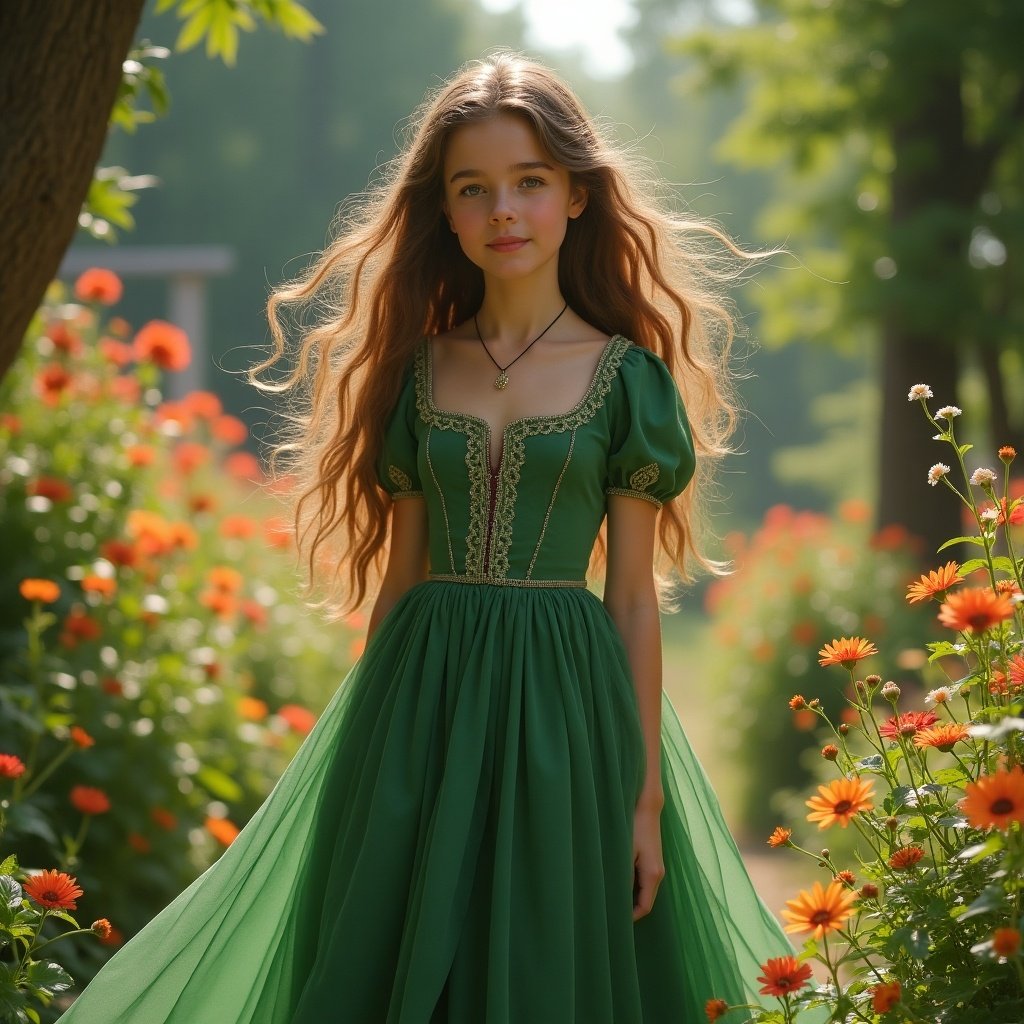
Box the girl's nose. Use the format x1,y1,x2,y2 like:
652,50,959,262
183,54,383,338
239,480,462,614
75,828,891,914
488,189,517,223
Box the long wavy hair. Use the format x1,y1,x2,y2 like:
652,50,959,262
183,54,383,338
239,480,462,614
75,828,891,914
249,50,759,618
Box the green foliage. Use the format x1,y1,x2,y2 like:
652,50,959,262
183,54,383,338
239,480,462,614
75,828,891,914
0,275,358,1010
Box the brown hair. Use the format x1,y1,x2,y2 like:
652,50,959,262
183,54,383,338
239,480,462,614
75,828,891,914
249,50,761,617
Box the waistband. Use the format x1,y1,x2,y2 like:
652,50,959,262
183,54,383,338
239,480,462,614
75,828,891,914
427,573,588,589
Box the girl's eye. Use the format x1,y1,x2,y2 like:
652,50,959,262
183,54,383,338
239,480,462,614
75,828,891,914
520,176,543,189
459,184,484,197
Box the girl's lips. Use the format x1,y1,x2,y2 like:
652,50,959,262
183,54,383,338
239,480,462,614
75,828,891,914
487,238,528,253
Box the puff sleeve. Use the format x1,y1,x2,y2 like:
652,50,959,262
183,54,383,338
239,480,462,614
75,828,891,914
605,346,696,508
376,370,423,500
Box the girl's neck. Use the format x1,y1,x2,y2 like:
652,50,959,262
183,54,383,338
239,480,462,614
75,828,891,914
474,275,566,346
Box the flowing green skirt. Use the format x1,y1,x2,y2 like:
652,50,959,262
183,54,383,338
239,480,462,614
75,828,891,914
58,580,802,1023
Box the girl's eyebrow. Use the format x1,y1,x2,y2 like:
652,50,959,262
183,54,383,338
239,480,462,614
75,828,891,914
448,160,554,183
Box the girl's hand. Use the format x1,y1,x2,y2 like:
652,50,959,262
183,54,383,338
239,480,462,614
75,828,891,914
631,800,665,921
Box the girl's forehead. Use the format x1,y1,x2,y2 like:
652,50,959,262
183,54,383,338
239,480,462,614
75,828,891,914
443,114,554,174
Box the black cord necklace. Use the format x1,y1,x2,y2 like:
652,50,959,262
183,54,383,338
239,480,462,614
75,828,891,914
474,302,569,390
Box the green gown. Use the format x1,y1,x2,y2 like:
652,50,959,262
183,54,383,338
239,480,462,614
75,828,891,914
58,336,805,1023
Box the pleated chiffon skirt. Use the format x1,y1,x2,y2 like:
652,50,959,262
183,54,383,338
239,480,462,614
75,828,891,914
58,580,800,1023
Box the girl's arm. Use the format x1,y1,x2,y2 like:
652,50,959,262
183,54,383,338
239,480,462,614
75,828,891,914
603,493,665,919
365,497,429,645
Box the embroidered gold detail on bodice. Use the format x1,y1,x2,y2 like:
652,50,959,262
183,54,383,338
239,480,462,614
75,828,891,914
387,464,414,493
629,462,660,491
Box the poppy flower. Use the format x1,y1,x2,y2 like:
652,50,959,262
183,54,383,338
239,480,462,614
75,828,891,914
781,880,858,940
805,776,875,829
23,869,84,910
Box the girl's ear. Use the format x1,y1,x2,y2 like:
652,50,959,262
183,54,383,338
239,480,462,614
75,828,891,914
568,183,588,220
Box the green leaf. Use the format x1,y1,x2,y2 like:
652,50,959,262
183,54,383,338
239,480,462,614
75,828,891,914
958,443,974,456
0,875,22,909
24,959,73,995
196,764,243,802
932,766,968,786
961,884,1007,920
958,834,1004,862
0,855,17,876
889,925,931,959
938,535,987,551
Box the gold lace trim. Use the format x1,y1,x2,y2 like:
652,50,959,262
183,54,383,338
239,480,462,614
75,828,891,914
414,335,632,578
427,573,588,589
387,464,414,493
628,462,660,492
606,486,663,509
391,491,424,500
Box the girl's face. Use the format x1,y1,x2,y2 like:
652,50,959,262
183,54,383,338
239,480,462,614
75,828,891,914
442,114,587,284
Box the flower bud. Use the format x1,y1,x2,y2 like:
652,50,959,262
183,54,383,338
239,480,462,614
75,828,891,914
885,816,899,831
788,695,806,710
808,698,820,709
881,681,901,702
821,744,839,761
820,848,830,859
865,674,882,687
859,883,879,899
855,679,866,694
838,723,850,735
998,446,1016,464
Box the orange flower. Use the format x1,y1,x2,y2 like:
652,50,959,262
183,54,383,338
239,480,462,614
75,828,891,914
200,589,237,619
128,832,151,854
938,587,1015,633
264,516,292,549
913,722,970,751
100,538,139,568
133,320,191,371
278,704,317,735
1009,654,1024,689
817,636,878,669
999,446,1017,462
220,515,258,540
81,575,117,598
212,414,248,445
805,776,874,829
704,999,729,1022
781,880,858,940
74,268,123,304
962,767,1024,830
91,918,113,940
767,826,792,849
788,695,806,710
205,816,240,846
26,476,74,502
46,320,83,355
871,981,901,1013
888,845,925,870
993,927,1021,957
756,955,813,997
19,578,60,603
35,363,73,404
208,566,244,593
834,870,856,886
182,390,223,419
172,441,210,475
225,451,262,483
878,710,939,740
99,337,134,366
70,785,111,815
905,561,963,603
69,726,95,749
0,753,26,779
150,806,178,831
23,869,84,910
238,696,269,720
241,599,268,628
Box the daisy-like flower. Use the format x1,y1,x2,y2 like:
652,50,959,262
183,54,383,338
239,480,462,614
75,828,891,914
962,767,1024,830
927,463,950,486
834,869,856,886
788,694,807,709
23,869,84,910
999,446,1017,462
906,561,963,604
705,998,730,1022
91,918,113,940
872,981,902,1013
781,880,859,940
70,785,111,815
981,507,1000,524
970,467,998,487
907,384,933,401
993,927,1021,957
938,587,1015,633
767,826,792,849
756,955,813,997
1009,654,1024,689
817,636,878,669
924,686,953,705
936,405,962,419
913,722,970,751
806,776,875,829
888,845,925,870
878,710,939,740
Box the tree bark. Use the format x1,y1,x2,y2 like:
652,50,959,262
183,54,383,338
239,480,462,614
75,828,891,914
0,0,146,383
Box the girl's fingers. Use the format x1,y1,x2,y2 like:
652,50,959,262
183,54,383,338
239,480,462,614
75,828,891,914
631,861,664,920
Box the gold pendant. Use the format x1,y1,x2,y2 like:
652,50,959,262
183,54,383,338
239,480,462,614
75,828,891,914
494,371,509,390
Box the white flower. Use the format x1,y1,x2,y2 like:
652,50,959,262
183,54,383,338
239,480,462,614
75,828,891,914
970,467,998,487
927,463,950,486
981,507,1000,522
881,681,901,701
925,686,952,705
907,384,933,401
936,405,962,419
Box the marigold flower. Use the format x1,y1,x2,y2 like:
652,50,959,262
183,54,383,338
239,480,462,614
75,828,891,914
91,918,113,940
806,776,875,829
821,744,839,761
993,927,1021,958
999,446,1017,462
927,463,950,486
907,384,933,401
788,695,806,710
19,578,60,603
133,320,191,371
962,767,1024,830
705,999,729,1022
278,704,317,735
888,845,924,870
767,826,792,849
834,870,856,886
205,816,240,846
70,785,111,815
936,405,961,419
970,467,998,487
781,880,858,940
906,561,963,604
871,981,901,1013
878,710,938,740
817,636,878,670
75,268,123,304
756,955,813,997
938,587,1015,633
23,870,84,911
0,753,27,779
913,722,970,751
69,726,95,749
1009,655,1024,689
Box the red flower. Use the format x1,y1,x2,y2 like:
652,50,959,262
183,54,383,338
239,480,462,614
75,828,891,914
74,268,123,305
150,806,178,831
100,539,139,568
46,321,83,355
35,363,73,404
888,845,925,870
212,414,248,445
278,703,317,735
26,476,74,502
91,918,113,939
23,869,83,910
878,710,939,740
993,927,1021,957
225,451,262,483
756,955,813,997
705,999,730,1022
182,390,223,419
133,320,191,371
0,753,27,779
872,981,901,1013
69,726,95,749
70,785,111,815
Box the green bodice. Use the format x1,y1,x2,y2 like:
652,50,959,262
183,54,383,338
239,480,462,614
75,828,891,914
377,335,696,585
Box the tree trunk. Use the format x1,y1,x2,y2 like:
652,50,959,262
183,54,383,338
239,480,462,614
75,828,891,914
0,0,146,383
